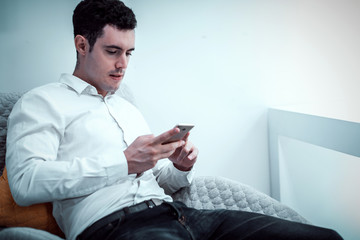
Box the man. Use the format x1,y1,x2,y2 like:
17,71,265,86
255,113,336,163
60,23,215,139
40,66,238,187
6,0,342,239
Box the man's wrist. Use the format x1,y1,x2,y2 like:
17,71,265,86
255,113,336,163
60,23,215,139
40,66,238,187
173,163,193,172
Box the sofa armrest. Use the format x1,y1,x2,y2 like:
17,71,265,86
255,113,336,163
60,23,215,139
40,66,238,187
0,227,63,240
0,176,309,240
172,176,309,224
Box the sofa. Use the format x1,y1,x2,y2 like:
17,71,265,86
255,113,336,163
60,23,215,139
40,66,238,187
0,90,308,240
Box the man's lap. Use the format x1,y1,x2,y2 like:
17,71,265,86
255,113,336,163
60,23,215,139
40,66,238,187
81,201,342,240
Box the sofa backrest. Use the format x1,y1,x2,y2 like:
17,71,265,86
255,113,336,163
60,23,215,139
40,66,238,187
0,92,23,175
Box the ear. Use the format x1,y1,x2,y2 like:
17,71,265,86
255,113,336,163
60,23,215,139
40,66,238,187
74,35,88,56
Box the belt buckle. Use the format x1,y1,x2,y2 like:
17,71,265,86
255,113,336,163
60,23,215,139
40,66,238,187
145,200,155,208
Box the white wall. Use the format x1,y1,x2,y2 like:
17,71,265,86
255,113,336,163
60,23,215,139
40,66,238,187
268,106,360,238
1,0,360,195
0,0,78,91
279,136,360,240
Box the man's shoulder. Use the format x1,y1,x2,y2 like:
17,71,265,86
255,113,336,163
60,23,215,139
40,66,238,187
8,82,71,123
16,82,75,112
26,82,63,94
24,81,76,100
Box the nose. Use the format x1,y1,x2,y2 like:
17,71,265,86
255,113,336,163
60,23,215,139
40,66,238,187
115,54,128,70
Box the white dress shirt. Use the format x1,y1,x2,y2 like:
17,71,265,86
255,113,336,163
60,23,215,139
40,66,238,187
6,73,194,240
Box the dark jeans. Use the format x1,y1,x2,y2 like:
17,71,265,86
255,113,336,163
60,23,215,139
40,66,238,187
81,201,343,240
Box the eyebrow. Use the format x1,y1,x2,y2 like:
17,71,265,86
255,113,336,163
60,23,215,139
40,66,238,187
104,45,135,52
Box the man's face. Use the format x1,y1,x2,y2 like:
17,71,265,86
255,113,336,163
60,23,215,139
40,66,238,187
80,25,135,96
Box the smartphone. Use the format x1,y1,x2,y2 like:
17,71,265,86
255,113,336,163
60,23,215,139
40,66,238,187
163,124,194,144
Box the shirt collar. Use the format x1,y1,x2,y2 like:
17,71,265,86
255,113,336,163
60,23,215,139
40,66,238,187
59,73,99,95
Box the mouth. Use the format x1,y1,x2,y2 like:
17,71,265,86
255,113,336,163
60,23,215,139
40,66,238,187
109,74,123,81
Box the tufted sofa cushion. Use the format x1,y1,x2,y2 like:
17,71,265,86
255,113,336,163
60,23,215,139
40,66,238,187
0,175,310,240
172,176,309,224
0,92,23,175
0,227,64,240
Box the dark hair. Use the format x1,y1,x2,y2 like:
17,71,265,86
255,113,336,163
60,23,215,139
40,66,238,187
73,0,137,52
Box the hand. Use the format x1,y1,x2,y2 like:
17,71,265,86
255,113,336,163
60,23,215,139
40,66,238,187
168,132,198,171
124,128,185,174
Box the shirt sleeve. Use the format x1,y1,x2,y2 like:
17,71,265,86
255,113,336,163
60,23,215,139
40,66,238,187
5,92,128,206
152,159,195,195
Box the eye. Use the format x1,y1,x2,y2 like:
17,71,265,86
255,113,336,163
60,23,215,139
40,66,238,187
126,52,133,57
106,50,117,55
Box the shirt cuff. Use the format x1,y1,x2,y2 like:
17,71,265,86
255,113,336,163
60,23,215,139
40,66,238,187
170,163,195,185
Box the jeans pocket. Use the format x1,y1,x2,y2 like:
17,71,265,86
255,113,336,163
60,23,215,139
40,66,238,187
88,218,123,240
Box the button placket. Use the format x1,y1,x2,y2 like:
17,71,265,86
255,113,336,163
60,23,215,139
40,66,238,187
103,97,128,147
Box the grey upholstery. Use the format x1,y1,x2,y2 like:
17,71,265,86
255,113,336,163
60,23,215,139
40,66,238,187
0,227,63,240
172,176,308,223
0,92,23,176
0,90,308,240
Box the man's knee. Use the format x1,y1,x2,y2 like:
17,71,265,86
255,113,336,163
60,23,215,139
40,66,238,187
323,228,343,240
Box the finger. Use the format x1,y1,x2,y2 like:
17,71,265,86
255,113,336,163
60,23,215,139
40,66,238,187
159,140,185,154
157,144,183,160
187,146,199,161
182,132,190,142
153,127,180,145
157,151,176,161
177,143,193,161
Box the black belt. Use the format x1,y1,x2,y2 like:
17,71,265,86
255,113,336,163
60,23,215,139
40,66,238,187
78,199,164,240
